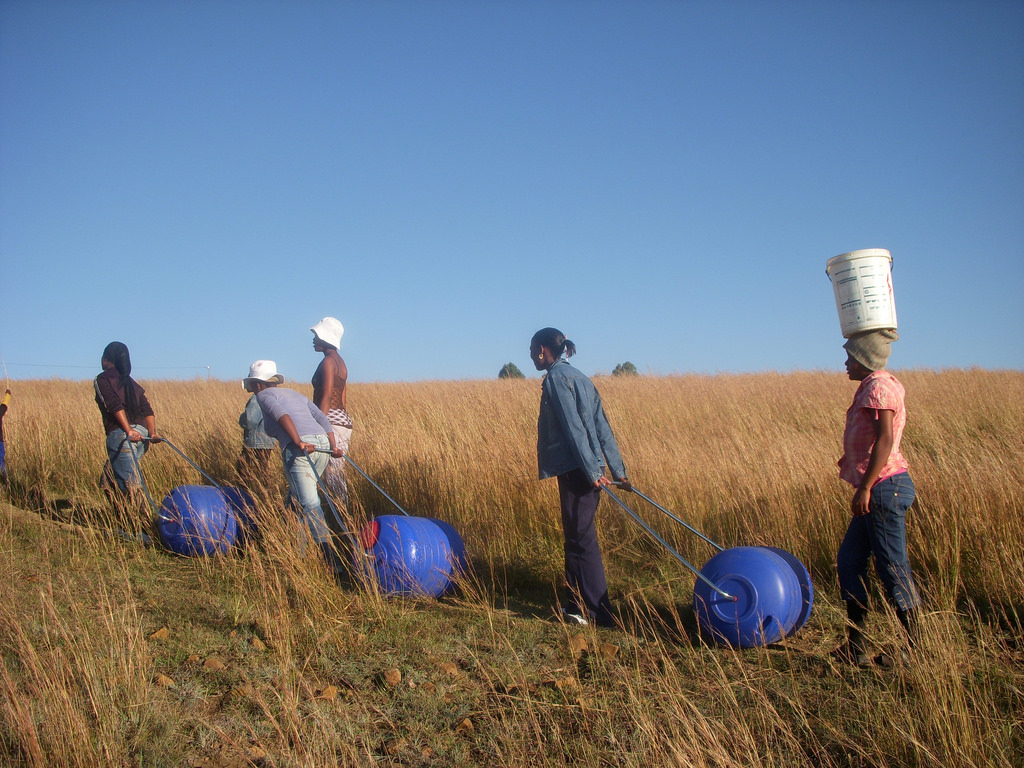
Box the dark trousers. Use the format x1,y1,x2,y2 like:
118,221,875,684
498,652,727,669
558,468,613,623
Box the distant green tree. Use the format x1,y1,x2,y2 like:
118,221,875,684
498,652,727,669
498,362,525,379
612,361,638,377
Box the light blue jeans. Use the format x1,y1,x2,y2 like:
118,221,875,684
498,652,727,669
837,472,922,612
104,426,150,492
281,434,332,545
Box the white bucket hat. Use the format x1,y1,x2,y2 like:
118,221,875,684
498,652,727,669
242,359,285,390
311,317,344,350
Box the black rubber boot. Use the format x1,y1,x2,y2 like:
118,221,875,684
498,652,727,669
832,601,871,667
896,607,917,647
871,607,917,668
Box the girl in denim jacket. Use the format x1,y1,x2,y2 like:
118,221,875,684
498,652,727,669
531,327,631,627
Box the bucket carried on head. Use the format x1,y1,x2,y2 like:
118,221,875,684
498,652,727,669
826,248,897,338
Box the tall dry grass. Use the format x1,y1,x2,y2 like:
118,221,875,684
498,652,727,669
1,370,1022,767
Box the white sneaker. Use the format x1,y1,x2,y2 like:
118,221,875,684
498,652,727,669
561,608,589,626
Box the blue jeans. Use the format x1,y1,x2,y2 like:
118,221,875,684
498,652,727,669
837,472,921,612
281,434,331,545
104,426,150,492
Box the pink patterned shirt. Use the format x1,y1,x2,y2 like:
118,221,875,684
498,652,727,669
838,371,909,487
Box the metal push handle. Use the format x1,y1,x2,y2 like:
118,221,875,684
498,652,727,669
145,436,221,488
601,486,736,601
624,486,724,552
138,436,237,525
314,450,411,517
123,434,161,521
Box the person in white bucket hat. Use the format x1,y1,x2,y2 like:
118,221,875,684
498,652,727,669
243,359,346,573
310,317,353,506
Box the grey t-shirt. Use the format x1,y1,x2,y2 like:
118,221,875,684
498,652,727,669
255,387,332,448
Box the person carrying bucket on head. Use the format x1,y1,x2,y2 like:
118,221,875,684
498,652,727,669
310,317,353,507
94,342,162,536
833,329,922,667
530,327,631,628
243,360,345,572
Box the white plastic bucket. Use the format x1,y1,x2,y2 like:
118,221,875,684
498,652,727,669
826,248,897,338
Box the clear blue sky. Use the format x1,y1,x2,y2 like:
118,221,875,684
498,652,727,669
2,1,1022,383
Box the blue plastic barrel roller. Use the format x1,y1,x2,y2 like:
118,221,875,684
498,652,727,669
219,486,257,542
157,485,238,556
426,517,468,576
356,515,465,597
692,546,803,647
761,546,814,635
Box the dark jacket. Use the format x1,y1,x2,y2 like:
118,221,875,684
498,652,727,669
94,368,154,435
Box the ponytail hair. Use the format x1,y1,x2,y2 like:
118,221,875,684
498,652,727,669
102,341,139,415
531,327,576,359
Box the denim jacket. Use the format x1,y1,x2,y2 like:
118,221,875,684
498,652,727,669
537,359,627,484
239,395,277,449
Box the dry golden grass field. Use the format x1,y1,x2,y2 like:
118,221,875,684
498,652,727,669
1,370,1022,767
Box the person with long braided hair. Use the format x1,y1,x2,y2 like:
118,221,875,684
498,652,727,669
94,342,161,513
531,327,631,627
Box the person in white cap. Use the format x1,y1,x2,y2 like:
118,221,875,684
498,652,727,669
310,317,353,504
242,360,345,570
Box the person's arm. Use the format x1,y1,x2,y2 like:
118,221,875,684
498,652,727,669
112,409,159,443
277,414,315,454
110,408,138,439
143,413,160,443
102,408,153,442
851,408,894,516
593,399,629,489
326,429,342,457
